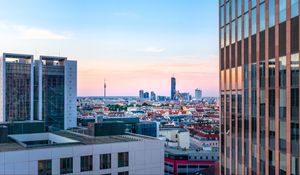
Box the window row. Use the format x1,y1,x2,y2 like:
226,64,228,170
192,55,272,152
38,152,129,175
220,0,299,48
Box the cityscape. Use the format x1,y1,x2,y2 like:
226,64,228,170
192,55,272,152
0,0,298,175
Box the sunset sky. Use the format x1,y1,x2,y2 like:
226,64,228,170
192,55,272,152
0,0,219,97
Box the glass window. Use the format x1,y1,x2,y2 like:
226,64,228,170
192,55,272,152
252,8,256,35
226,24,230,46
279,56,287,120
251,0,256,8
221,27,225,48
118,152,129,167
269,0,275,27
100,154,111,169
60,157,73,174
244,13,249,38
244,0,249,13
232,21,236,43
238,0,242,16
279,0,286,23
291,54,299,158
291,0,299,18
80,155,93,172
232,0,236,20
38,160,52,175
226,1,230,24
221,6,225,27
260,3,265,31
221,0,225,6
221,70,225,90
118,171,129,175
238,17,242,41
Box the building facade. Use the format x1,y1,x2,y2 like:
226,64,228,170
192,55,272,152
0,53,77,130
150,91,156,101
164,146,219,175
171,77,176,100
195,88,202,100
219,0,299,175
139,90,144,99
37,56,77,131
0,53,34,122
0,131,164,175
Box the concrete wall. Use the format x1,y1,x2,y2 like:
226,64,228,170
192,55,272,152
64,60,77,129
160,129,190,149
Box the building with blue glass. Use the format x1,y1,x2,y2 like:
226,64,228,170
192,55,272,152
171,76,176,100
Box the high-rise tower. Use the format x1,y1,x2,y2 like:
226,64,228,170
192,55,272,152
0,53,34,122
171,76,176,100
0,53,77,131
219,0,299,174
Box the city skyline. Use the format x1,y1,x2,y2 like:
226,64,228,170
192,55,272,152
0,0,219,97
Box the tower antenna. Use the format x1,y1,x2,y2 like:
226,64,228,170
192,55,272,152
104,78,107,100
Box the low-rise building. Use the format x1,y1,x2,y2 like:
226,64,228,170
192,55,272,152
164,146,219,175
0,129,164,175
159,128,190,149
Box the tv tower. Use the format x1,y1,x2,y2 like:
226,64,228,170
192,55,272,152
104,78,107,99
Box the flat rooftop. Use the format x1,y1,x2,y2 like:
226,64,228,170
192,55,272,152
165,146,219,155
0,130,156,153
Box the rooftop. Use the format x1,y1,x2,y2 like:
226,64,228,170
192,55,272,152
160,127,189,133
0,130,156,153
165,146,219,155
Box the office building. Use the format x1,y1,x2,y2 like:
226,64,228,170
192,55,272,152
219,0,299,174
143,92,149,99
36,56,77,131
171,76,176,100
181,92,192,101
0,129,164,174
157,96,167,101
0,53,34,122
0,53,77,131
195,88,202,100
150,91,156,101
139,90,144,99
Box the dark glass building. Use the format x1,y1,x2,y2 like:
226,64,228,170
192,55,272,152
171,76,176,100
3,53,34,122
219,0,299,174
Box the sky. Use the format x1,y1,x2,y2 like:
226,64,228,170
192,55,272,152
0,0,219,97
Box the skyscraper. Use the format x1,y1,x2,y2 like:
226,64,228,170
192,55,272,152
139,90,144,99
104,78,107,99
37,56,77,131
151,91,156,101
143,92,149,99
219,0,299,175
195,88,202,100
0,53,34,122
171,76,176,100
0,53,77,131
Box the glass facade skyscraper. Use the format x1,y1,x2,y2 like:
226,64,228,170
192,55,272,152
171,76,176,100
0,53,77,131
219,0,299,174
2,53,34,122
